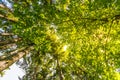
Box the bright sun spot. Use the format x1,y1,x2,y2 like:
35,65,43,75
63,45,67,51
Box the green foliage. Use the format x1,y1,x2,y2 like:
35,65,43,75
2,0,120,79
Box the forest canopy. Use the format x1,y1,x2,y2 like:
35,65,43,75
0,0,120,80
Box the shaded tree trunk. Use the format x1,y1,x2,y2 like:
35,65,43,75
57,59,64,80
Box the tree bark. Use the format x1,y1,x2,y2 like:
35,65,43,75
57,59,64,80
0,14,18,23
0,33,14,36
0,38,21,46
0,43,16,50
0,46,34,72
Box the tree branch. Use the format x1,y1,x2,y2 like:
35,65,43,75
56,14,120,25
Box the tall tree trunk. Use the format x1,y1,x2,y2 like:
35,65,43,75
0,46,34,72
57,58,64,80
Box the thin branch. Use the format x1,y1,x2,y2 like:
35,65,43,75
55,14,120,25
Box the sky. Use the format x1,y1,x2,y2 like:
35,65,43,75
1,0,12,8
0,63,25,80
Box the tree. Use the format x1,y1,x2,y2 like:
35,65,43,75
1,0,120,80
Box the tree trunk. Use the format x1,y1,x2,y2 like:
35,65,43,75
0,46,34,72
57,59,64,80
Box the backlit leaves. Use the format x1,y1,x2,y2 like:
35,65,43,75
1,0,120,80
